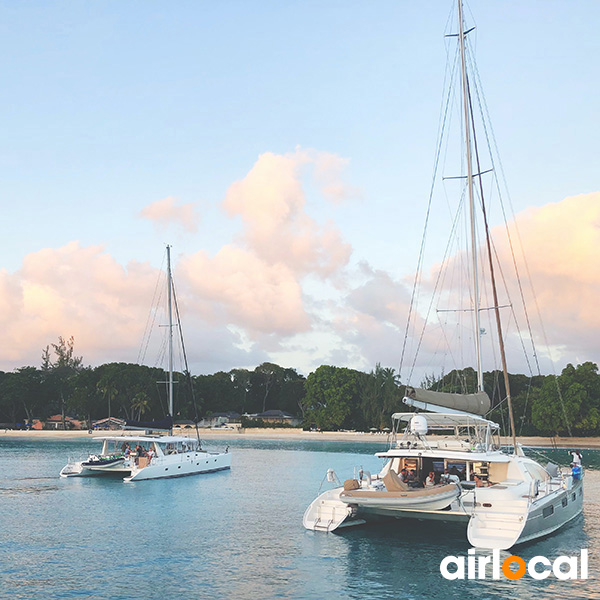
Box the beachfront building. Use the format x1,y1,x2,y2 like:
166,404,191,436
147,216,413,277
44,415,86,430
92,417,126,430
246,410,302,426
197,412,241,428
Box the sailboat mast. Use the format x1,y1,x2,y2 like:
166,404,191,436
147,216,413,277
458,0,484,392
166,245,174,418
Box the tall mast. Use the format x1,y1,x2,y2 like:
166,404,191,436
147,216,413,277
166,245,174,418
458,0,484,392
459,0,519,452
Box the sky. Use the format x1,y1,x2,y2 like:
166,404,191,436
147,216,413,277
1,0,599,382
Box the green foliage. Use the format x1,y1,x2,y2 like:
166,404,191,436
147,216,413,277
359,363,403,429
531,362,600,435
303,365,367,430
1,335,598,437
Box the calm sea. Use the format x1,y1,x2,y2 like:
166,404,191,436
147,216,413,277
0,437,598,600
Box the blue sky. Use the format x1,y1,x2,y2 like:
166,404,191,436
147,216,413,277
1,1,599,379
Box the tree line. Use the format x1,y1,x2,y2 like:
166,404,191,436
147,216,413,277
1,337,599,436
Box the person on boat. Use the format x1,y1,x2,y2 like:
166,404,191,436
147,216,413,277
399,468,409,483
441,469,460,484
408,469,422,488
123,444,131,458
474,475,490,488
146,447,154,462
425,472,436,487
570,450,583,466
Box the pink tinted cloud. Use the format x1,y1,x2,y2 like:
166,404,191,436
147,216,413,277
497,193,600,359
411,193,600,372
140,196,199,233
0,242,157,365
223,149,352,278
0,149,356,370
179,246,310,337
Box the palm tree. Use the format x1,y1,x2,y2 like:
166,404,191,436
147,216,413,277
131,392,151,421
97,378,118,419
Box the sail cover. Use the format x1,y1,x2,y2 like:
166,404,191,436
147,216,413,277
404,386,491,416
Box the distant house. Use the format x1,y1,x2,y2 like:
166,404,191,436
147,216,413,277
92,417,126,430
44,415,85,430
197,412,241,428
249,410,302,426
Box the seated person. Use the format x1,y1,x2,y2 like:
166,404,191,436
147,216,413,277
407,469,421,488
474,475,490,488
399,468,409,483
425,471,436,487
441,469,460,484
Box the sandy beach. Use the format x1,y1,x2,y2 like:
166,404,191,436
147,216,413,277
2,427,599,449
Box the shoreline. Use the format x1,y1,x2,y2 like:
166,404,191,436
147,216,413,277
1,428,599,449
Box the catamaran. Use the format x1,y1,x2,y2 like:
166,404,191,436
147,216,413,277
303,0,583,549
60,246,231,482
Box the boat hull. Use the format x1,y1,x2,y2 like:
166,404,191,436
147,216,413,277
124,450,231,482
305,477,584,550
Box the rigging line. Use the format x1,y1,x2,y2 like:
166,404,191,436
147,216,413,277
436,313,460,384
407,189,466,384
468,48,542,376
171,274,202,444
399,39,460,383
465,44,538,381
519,379,534,436
488,233,535,378
137,255,167,365
466,63,518,449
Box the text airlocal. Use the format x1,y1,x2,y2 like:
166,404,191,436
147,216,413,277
440,549,588,580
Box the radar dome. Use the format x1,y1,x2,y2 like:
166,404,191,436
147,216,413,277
410,414,428,435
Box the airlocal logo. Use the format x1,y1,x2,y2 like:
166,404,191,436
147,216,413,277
440,549,589,580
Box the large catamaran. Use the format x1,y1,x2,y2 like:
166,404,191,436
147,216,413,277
60,246,231,482
303,1,583,549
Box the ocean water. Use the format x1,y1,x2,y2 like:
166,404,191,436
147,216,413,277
0,436,598,600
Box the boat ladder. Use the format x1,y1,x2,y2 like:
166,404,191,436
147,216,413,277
467,500,529,550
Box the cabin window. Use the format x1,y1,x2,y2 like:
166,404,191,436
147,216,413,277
542,506,554,518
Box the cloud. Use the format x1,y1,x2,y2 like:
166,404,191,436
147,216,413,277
175,148,354,343
0,243,155,365
223,149,352,278
140,196,199,233
178,245,310,337
0,148,356,373
404,193,600,379
497,193,600,362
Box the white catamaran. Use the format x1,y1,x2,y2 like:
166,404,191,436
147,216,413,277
303,1,583,549
60,246,231,482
